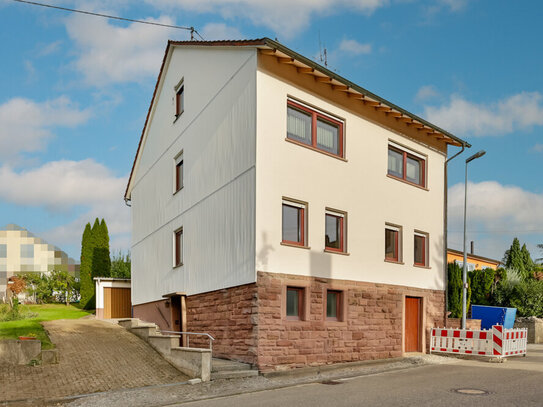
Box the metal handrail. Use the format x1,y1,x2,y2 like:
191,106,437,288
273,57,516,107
160,331,215,350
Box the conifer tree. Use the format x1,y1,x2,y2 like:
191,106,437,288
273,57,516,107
505,237,524,276
91,218,111,278
521,243,534,278
79,222,94,309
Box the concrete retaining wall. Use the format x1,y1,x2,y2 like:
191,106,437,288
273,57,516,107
0,339,41,365
166,347,212,381
514,318,543,344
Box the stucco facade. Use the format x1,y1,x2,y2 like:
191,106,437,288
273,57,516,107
126,39,468,371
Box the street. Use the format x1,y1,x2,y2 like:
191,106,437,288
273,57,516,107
178,347,543,407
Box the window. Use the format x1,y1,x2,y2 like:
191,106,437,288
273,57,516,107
325,210,346,253
385,225,401,262
326,290,343,321
282,199,306,246
414,232,428,267
286,287,304,320
388,144,426,187
174,228,183,267
0,244,6,258
20,244,34,259
175,83,184,117
174,153,183,193
287,100,344,157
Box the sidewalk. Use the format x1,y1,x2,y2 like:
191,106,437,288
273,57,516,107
53,354,456,407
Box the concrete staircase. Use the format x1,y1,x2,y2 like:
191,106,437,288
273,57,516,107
211,358,259,380
118,318,259,381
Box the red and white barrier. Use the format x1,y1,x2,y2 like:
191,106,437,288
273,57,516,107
430,325,527,358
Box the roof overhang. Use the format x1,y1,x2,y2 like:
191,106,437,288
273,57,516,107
124,38,470,200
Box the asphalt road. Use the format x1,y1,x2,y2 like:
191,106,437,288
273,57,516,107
179,347,543,407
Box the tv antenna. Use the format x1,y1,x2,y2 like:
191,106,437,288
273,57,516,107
318,32,328,67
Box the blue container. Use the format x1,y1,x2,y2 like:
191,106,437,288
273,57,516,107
471,305,517,329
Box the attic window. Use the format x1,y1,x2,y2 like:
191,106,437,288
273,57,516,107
175,79,184,117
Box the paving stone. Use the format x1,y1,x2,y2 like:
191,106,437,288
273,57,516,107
0,317,188,403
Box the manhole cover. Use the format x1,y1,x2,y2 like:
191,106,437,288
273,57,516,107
321,380,343,385
454,389,489,395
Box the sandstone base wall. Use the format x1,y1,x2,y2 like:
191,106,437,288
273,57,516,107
256,271,445,372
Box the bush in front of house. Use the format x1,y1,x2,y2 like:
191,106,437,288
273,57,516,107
447,261,471,318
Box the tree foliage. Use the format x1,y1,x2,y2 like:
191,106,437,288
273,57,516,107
504,238,535,280
469,268,495,306
111,251,131,279
92,219,111,279
448,262,471,318
18,271,78,304
80,222,94,309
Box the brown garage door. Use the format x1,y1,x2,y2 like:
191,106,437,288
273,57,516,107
104,287,131,318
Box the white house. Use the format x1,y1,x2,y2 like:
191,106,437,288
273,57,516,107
125,38,470,372
0,224,79,301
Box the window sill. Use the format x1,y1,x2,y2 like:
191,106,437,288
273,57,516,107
281,242,311,250
324,249,350,256
173,111,184,124
384,258,404,265
413,264,431,269
173,186,184,196
324,319,347,326
283,318,310,325
386,174,428,191
285,138,347,162
173,263,184,269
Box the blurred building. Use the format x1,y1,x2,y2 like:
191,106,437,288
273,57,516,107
0,224,79,300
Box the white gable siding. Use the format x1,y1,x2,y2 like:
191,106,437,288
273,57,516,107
255,57,446,290
131,47,257,305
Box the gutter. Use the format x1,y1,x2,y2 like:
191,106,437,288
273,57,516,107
443,142,467,323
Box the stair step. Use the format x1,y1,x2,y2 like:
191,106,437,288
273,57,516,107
211,370,259,380
212,358,253,372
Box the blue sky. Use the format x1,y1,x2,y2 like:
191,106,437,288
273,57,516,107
0,0,542,262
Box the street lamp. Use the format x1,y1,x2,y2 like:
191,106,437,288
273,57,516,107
462,150,486,329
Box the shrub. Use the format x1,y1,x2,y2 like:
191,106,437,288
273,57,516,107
448,262,471,318
509,279,543,317
469,268,495,306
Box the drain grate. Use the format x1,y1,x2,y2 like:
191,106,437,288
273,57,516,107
321,380,343,385
453,388,489,395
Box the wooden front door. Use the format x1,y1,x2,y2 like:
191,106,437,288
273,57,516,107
104,287,131,319
170,295,187,346
405,296,421,352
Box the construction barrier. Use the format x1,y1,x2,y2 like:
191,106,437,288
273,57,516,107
430,325,527,358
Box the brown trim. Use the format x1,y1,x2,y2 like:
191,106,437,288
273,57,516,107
323,249,350,256
386,174,429,191
280,242,311,250
388,145,426,188
281,280,311,323
285,138,348,161
384,259,405,265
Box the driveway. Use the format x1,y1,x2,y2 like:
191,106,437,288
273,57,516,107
0,317,187,403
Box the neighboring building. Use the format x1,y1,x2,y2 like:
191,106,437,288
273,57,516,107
447,247,501,271
125,38,470,372
0,224,79,300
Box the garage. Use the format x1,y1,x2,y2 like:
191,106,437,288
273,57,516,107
94,278,131,319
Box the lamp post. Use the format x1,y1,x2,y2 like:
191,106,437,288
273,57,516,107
462,150,486,329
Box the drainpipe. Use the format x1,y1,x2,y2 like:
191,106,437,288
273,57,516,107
443,142,466,325
124,197,131,207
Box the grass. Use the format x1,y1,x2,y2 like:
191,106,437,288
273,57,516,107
0,304,91,349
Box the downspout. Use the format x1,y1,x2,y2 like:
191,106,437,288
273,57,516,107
443,142,466,325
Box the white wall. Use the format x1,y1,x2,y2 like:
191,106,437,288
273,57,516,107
130,46,257,305
255,55,447,290
95,279,131,309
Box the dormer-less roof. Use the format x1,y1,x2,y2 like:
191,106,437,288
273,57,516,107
124,38,470,200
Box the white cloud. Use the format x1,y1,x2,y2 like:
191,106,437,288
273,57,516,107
439,0,468,12
448,181,543,260
200,22,242,40
423,92,543,137
339,38,372,55
0,97,90,162
0,159,125,211
65,13,179,86
145,0,388,37
0,159,131,256
415,85,439,102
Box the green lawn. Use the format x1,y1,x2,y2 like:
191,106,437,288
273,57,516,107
0,304,91,349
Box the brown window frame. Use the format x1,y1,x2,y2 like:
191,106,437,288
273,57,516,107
286,286,304,320
388,145,426,188
325,211,346,253
325,289,343,321
414,233,427,267
174,228,183,267
282,200,306,247
175,84,184,117
287,99,344,158
385,227,400,262
175,158,183,192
